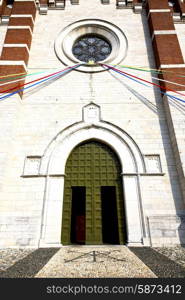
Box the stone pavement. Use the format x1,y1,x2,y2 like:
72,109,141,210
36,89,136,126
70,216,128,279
35,246,156,278
1,246,185,278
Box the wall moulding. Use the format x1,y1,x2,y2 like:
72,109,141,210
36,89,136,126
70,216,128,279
54,19,128,73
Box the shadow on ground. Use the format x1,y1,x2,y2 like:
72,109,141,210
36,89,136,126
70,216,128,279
129,247,185,278
0,248,59,278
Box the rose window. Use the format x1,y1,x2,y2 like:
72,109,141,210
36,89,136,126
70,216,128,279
72,34,112,63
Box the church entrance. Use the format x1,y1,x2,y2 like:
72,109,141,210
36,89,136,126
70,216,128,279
61,140,127,245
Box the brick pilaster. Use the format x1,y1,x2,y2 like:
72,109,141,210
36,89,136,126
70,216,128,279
0,0,13,24
147,0,185,203
0,0,36,95
147,0,185,91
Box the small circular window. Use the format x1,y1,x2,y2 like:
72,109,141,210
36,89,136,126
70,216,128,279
72,34,112,63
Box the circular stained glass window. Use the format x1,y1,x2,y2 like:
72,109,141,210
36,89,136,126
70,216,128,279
72,34,112,63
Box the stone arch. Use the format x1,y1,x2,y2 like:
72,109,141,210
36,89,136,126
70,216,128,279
40,121,146,176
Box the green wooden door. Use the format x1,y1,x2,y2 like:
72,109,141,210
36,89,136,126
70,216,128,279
61,140,126,245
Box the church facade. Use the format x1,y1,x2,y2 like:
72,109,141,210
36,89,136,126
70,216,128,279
0,0,185,248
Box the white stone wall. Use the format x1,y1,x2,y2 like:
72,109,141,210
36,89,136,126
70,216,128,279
175,23,185,62
168,25,185,206
0,24,7,56
0,1,185,247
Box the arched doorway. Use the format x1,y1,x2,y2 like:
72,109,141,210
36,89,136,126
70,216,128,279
61,140,127,245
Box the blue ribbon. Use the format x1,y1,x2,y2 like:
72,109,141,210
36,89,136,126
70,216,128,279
0,64,81,101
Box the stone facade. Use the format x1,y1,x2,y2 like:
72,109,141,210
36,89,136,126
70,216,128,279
0,0,185,247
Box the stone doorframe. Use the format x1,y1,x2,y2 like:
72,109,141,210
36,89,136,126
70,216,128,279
38,103,149,247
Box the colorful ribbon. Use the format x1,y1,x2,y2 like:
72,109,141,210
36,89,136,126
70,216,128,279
0,64,81,101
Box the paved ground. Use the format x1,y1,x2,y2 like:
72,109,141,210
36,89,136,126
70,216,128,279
0,246,185,278
35,246,156,278
130,247,185,278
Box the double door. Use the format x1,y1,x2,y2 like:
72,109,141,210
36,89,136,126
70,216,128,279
71,186,120,244
61,140,126,245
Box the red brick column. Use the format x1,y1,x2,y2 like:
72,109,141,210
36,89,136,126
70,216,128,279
0,0,6,15
0,0,36,95
147,0,185,203
39,0,48,14
133,0,142,13
0,0,13,24
147,0,185,91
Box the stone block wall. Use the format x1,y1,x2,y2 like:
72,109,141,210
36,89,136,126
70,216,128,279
0,0,185,247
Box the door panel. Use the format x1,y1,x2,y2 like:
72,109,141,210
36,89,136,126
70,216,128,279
101,186,119,244
71,186,86,244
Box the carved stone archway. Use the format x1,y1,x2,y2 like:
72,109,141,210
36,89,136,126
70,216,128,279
38,103,147,247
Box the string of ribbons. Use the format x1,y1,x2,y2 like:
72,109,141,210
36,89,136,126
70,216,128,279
0,62,185,104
